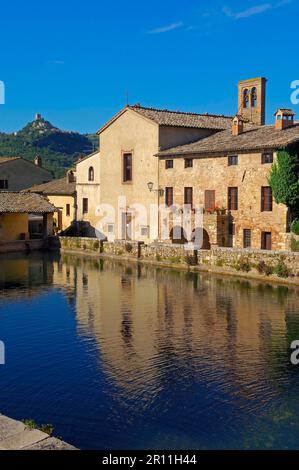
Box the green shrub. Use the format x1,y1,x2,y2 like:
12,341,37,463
169,256,181,264
185,254,198,266
216,258,224,267
291,237,299,252
93,241,100,250
274,258,290,278
156,254,162,262
234,257,251,272
23,419,54,436
125,243,133,253
257,260,273,276
291,219,299,236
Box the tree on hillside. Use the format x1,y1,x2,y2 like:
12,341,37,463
269,150,299,220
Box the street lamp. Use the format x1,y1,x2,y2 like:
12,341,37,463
147,182,164,196
147,181,154,192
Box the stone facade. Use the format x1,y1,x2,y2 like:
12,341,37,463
158,151,288,251
238,77,266,126
96,107,218,243
72,78,296,252
76,151,101,235
57,236,299,282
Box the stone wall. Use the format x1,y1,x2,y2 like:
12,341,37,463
158,151,289,251
58,236,299,281
0,239,45,254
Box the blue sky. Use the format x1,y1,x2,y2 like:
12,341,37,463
0,0,298,133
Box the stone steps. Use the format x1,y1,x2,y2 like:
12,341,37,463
0,414,77,450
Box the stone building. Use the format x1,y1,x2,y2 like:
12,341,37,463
74,77,299,251
91,105,231,242
29,172,76,232
0,156,52,191
0,191,55,253
75,151,101,236
157,103,299,250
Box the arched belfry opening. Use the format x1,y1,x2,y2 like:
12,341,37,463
238,77,267,126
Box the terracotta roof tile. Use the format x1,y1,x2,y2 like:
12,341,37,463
0,191,55,213
157,123,299,157
0,157,20,165
28,177,76,195
130,105,233,130
98,105,232,133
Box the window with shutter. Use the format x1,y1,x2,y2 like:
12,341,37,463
83,198,88,214
123,153,132,182
261,187,273,211
204,190,215,211
228,187,238,210
261,232,272,250
184,187,193,208
165,187,173,207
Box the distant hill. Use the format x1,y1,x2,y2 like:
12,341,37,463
0,114,99,177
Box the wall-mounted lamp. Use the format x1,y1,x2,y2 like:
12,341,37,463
147,182,164,197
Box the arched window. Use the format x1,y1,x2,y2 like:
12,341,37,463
251,87,257,108
88,166,94,182
243,89,249,109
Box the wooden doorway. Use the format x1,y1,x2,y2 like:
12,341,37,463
261,231,272,250
121,212,132,240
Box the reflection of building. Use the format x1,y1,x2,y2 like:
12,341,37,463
51,255,298,397
0,252,54,292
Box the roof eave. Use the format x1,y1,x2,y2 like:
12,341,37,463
157,145,280,158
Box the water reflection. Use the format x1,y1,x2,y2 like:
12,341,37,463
1,252,299,449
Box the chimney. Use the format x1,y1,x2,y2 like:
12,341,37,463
34,155,42,167
67,170,76,183
275,109,295,130
35,113,42,120
232,115,244,136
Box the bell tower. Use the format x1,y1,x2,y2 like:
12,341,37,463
238,77,267,126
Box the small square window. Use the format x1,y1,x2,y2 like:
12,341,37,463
228,155,238,166
262,153,273,164
165,160,173,169
140,226,149,237
184,158,193,168
0,179,8,189
107,224,114,233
